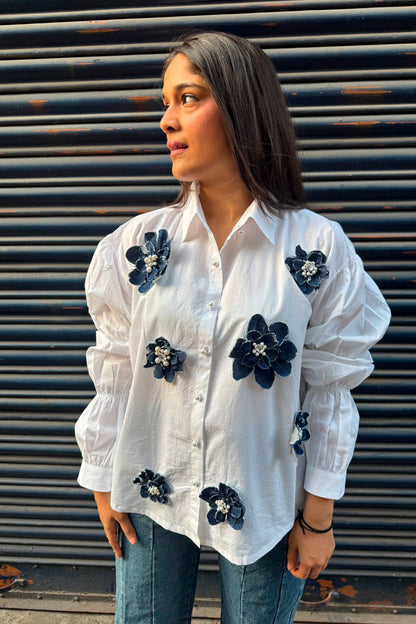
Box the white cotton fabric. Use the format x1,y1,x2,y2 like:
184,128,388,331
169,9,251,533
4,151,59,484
75,186,390,565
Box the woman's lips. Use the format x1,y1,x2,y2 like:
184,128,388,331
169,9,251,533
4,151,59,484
167,142,188,157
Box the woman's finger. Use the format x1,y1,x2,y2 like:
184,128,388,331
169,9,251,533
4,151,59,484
103,518,123,559
118,514,138,545
292,562,311,580
286,539,298,573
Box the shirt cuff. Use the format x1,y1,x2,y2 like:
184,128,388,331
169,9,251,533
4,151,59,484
77,460,113,492
304,464,346,500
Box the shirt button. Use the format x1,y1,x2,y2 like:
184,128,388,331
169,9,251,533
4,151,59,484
208,301,215,310
192,439,200,448
199,345,210,356
192,480,200,488
238,229,245,235
212,260,220,268
195,393,204,402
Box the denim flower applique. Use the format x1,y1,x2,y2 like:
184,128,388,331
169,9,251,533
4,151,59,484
144,336,186,383
132,469,172,504
126,229,171,294
285,245,329,295
200,483,245,530
229,314,297,389
289,411,310,457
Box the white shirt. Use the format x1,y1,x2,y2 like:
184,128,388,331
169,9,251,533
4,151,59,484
75,186,390,565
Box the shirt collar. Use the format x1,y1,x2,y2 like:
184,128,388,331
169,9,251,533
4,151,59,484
181,182,278,245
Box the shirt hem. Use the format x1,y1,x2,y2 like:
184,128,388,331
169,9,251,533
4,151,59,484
111,501,295,566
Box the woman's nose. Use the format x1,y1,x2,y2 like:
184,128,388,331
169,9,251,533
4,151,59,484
160,105,179,134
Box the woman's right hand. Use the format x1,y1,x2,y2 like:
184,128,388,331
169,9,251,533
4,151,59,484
93,491,138,559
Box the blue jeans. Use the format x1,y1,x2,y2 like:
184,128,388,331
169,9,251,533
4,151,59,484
115,514,304,624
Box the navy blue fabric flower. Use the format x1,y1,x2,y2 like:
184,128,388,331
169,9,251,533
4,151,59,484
229,314,297,389
144,337,186,383
200,483,245,530
285,245,329,295
132,468,171,504
289,411,310,456
126,229,171,294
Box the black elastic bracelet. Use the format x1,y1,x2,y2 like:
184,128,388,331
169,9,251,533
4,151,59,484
296,509,333,535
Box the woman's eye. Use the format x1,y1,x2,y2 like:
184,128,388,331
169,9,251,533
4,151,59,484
182,94,197,104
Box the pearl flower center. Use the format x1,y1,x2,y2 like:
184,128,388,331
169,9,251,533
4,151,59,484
148,485,161,497
215,499,231,515
301,260,318,278
252,341,267,357
144,253,159,273
154,345,171,367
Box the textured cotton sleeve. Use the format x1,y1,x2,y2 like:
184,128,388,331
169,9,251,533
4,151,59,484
301,225,391,500
75,235,133,492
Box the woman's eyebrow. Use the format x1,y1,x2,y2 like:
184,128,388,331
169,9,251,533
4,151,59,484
162,82,208,99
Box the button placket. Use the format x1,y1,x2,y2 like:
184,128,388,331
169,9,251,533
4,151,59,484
189,246,221,500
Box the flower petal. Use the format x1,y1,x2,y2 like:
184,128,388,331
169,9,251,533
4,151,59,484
292,258,305,271
207,508,220,525
157,228,169,247
296,412,309,428
254,365,275,389
269,322,289,343
153,364,165,379
246,330,261,342
125,246,143,263
319,265,329,279
308,274,321,288
241,352,257,368
295,245,308,260
308,250,326,265
164,367,176,383
302,429,311,442
128,268,147,285
278,339,297,361
247,314,268,335
265,347,279,362
138,279,154,294
230,504,242,518
144,231,157,250
229,338,245,359
200,486,219,502
272,359,292,377
256,355,271,370
293,441,304,455
229,516,244,530
294,270,307,286
232,359,253,381
261,333,278,347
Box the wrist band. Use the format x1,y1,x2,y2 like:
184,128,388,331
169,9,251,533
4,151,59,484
296,508,333,535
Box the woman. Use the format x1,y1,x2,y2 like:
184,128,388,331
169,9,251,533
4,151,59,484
75,32,390,624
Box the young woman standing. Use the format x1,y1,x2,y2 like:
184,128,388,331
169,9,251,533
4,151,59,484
75,32,390,624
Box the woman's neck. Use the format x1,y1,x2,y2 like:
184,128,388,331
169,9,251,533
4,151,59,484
198,178,254,249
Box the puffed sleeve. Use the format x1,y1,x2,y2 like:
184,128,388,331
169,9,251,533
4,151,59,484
301,225,391,500
75,234,132,492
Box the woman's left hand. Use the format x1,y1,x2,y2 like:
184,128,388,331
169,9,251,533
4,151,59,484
287,520,335,580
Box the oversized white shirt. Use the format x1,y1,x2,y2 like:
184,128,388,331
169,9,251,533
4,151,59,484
75,186,390,565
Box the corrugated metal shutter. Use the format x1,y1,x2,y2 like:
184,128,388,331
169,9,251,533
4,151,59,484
0,0,415,581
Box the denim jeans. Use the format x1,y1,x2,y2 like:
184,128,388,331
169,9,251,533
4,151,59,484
115,513,305,624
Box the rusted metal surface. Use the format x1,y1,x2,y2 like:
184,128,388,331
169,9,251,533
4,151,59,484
0,0,414,597
0,564,30,593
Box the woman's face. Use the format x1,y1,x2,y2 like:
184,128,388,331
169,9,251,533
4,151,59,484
160,53,239,186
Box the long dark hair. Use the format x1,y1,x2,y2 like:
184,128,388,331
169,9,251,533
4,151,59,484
162,31,305,213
